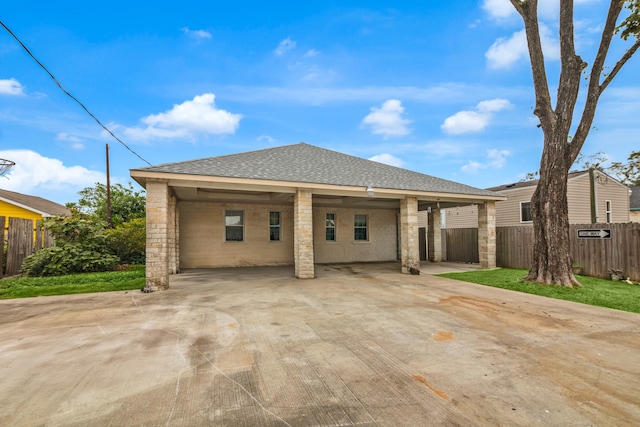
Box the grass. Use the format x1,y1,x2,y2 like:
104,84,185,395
0,266,146,299
439,268,640,314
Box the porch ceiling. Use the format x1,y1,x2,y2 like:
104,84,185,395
171,184,483,210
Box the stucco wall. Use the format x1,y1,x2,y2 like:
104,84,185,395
178,201,295,268
313,206,398,263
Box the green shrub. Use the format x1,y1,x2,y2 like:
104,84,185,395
20,212,118,277
105,218,146,265
21,246,119,276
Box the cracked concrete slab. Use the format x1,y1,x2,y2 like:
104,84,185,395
0,262,638,426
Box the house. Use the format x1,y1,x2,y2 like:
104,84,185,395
0,188,70,228
130,143,506,289
443,170,630,228
631,186,640,223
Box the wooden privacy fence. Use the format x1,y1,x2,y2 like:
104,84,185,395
1,216,54,278
445,223,640,281
443,228,478,263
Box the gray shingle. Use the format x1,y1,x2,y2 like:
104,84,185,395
132,142,502,198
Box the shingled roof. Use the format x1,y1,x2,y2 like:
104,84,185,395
0,189,70,216
132,142,502,198
486,170,590,192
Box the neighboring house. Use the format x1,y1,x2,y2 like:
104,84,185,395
131,143,506,288
444,170,630,228
0,189,70,228
631,186,640,223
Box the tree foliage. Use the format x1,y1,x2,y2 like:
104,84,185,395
67,182,145,227
608,150,640,185
510,0,640,287
22,182,147,276
21,212,119,276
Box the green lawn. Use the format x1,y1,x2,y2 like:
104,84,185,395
439,268,640,314
0,266,146,299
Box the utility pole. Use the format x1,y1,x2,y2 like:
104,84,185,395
106,144,113,228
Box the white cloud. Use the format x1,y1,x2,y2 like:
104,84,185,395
119,93,242,141
482,0,516,20
368,153,404,167
257,135,276,144
181,27,212,40
303,49,320,57
486,23,558,69
275,37,296,56
485,29,528,69
441,98,512,135
483,0,588,21
56,132,82,143
362,99,411,138
0,149,104,192
462,149,511,173
0,78,25,96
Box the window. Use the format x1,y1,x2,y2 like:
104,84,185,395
269,211,281,241
225,210,244,241
325,213,336,241
354,214,368,241
605,200,612,223
520,202,532,222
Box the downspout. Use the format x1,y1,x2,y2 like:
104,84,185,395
589,168,597,223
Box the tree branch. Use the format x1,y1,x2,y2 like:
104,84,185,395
510,0,554,129
571,0,625,161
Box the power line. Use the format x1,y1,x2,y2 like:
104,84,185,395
0,20,151,166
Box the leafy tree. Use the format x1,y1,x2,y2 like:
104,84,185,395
608,150,640,185
522,151,609,181
21,212,119,276
67,182,145,227
510,0,640,287
104,217,146,265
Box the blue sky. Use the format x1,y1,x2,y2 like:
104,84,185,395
1,0,639,205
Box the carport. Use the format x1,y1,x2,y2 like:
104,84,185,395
131,143,506,289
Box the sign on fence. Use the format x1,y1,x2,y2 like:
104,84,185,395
577,229,611,239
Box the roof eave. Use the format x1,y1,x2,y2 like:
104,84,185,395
130,170,506,202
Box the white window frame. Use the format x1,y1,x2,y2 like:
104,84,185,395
354,214,369,241
325,213,336,241
520,201,533,223
225,210,244,242
605,200,612,223
269,211,281,241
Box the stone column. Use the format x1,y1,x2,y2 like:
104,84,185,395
428,207,442,262
294,189,315,279
400,197,420,274
146,180,171,290
168,194,178,275
478,201,496,269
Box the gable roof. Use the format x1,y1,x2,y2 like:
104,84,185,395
486,169,629,193
631,186,640,210
0,189,70,217
486,170,591,192
131,142,502,198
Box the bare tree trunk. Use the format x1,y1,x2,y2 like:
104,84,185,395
524,133,582,287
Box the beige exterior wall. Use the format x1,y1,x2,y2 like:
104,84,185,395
178,201,400,268
178,201,295,268
631,211,640,223
313,206,398,264
442,205,479,228
444,172,630,228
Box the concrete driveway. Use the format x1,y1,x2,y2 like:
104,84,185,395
1,262,638,426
